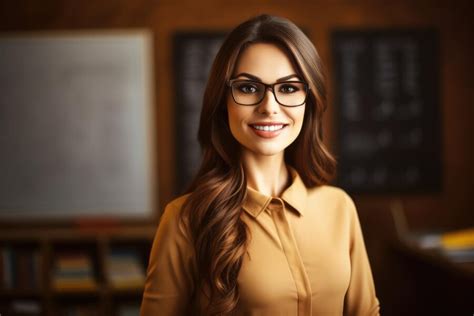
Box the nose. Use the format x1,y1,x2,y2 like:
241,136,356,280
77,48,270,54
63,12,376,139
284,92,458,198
257,87,280,115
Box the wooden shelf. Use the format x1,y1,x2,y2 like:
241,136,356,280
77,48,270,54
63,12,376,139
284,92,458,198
0,288,43,296
109,287,144,296
52,286,101,295
0,225,156,240
0,225,155,315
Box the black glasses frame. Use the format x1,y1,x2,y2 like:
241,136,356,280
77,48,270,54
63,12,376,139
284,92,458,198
227,79,310,107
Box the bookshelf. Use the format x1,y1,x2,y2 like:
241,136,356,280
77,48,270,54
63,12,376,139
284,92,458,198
0,226,155,316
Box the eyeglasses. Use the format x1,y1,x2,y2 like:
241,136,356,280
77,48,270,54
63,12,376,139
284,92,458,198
227,79,309,107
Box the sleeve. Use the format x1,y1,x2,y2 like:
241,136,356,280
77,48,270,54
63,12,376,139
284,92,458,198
343,194,381,316
140,201,197,316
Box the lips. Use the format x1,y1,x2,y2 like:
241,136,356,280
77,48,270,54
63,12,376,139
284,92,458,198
249,122,288,138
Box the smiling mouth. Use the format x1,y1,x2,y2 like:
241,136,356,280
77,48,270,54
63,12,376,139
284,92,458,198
250,124,287,131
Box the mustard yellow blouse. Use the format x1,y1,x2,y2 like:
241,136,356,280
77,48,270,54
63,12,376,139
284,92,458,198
141,168,380,315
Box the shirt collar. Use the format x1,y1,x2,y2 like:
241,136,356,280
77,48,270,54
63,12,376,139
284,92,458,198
242,166,308,218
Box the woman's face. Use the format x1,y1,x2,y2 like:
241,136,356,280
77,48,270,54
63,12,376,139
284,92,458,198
227,43,306,158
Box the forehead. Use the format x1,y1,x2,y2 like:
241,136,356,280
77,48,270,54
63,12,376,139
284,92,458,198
233,43,297,82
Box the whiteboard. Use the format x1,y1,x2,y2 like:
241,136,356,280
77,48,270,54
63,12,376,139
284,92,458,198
0,30,156,220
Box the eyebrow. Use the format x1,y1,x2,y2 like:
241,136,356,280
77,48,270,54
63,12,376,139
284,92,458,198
233,72,301,83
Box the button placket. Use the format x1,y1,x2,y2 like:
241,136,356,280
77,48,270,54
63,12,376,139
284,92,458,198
269,199,312,315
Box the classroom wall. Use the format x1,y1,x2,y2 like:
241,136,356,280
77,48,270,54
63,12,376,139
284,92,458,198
1,0,472,314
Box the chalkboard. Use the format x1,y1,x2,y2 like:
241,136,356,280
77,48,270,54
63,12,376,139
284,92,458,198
173,33,226,194
332,30,441,193
0,30,156,220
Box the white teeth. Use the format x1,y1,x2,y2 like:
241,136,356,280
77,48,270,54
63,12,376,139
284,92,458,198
253,125,284,131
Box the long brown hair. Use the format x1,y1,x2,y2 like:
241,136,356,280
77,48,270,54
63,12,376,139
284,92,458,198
181,14,336,314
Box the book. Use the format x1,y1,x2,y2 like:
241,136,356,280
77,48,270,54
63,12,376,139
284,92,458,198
440,227,474,249
117,303,140,316
1,246,41,290
52,252,97,291
10,299,42,315
410,227,474,263
107,250,145,289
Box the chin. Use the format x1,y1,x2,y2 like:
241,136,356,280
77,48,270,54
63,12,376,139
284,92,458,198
247,144,287,157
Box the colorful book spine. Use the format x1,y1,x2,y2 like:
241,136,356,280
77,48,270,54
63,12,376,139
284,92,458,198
107,249,145,289
52,252,96,291
1,247,41,290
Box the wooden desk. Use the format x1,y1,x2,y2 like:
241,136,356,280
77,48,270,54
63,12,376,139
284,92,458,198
390,238,474,315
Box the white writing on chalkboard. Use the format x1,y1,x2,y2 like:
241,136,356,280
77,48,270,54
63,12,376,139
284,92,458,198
333,30,441,193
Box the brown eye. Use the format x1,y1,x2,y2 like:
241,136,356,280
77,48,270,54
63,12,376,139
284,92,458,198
236,83,260,94
279,84,299,94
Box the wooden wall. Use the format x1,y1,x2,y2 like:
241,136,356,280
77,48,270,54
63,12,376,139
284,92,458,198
1,0,473,314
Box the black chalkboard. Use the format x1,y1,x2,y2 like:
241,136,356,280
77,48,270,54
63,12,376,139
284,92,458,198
332,30,441,193
173,33,226,194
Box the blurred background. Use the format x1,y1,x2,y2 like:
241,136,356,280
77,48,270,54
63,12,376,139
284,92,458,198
0,0,473,315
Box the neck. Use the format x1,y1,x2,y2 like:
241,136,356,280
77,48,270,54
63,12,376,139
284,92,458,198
241,150,290,197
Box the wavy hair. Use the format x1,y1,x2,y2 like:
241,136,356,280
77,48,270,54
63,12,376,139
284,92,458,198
180,14,336,314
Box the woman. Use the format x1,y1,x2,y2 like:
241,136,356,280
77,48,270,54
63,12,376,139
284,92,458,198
141,14,380,315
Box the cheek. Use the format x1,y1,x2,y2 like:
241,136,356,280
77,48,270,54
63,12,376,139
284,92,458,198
227,105,238,130
292,107,306,132
286,108,306,145
226,104,245,140
227,102,254,127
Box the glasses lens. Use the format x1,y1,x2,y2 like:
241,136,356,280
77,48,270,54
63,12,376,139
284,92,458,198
274,82,307,106
231,81,265,105
230,80,307,106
